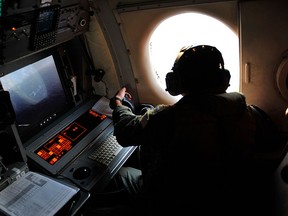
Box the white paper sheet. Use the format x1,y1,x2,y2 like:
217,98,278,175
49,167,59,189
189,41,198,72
91,96,113,118
0,171,79,216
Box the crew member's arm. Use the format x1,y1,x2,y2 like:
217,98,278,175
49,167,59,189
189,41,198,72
110,87,143,146
110,87,171,147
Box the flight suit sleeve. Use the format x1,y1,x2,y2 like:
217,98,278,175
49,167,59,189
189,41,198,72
112,104,170,147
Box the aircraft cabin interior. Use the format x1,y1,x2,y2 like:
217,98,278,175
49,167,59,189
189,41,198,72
1,0,288,215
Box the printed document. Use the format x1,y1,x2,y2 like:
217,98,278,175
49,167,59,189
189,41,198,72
0,171,79,216
91,96,113,117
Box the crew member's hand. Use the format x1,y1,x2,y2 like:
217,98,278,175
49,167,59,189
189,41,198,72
109,87,132,109
115,87,128,101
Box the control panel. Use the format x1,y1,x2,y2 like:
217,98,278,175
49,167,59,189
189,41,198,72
0,0,91,64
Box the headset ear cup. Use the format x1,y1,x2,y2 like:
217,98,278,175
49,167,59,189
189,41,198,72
165,72,182,96
220,69,231,91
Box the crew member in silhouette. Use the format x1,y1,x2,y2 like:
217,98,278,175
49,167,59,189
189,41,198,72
109,45,282,216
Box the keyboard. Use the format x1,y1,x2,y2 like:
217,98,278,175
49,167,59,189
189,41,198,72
88,135,123,166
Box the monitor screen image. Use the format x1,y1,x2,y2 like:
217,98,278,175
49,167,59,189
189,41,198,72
0,55,70,142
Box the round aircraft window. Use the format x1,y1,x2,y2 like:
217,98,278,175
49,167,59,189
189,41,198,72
149,12,239,95
275,51,288,101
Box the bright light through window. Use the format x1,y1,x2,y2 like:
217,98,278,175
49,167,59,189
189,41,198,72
149,12,239,94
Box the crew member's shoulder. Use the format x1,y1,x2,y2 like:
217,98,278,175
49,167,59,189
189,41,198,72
149,104,173,115
140,104,173,127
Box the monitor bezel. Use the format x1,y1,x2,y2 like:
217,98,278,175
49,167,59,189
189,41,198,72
0,47,76,144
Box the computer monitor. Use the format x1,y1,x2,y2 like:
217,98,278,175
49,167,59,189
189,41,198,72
0,49,74,143
0,48,114,176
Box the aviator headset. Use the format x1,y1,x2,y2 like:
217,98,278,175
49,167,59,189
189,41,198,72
165,45,230,96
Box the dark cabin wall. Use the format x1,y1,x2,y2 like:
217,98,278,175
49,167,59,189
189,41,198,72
240,0,288,134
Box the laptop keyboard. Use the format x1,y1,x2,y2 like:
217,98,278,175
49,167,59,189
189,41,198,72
88,135,122,166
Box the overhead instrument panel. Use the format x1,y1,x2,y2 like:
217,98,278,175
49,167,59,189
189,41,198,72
0,0,91,64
